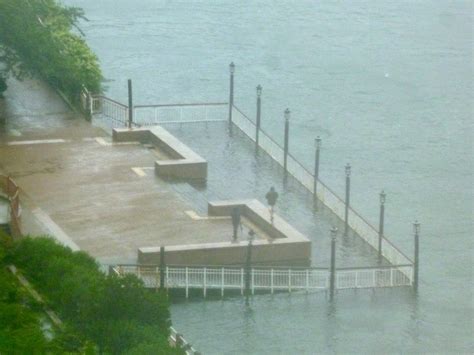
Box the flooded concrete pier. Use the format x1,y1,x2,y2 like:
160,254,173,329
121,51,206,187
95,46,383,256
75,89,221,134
0,78,312,266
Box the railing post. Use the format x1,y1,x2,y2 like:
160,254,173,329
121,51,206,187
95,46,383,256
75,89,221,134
283,108,290,172
251,269,255,295
306,269,309,292
221,268,225,298
88,93,93,115
185,267,189,299
270,269,274,294
175,333,183,349
245,237,253,305
330,227,337,300
228,62,235,125
203,267,207,298
288,269,292,293
241,268,244,295
256,85,262,147
159,246,165,290
413,221,420,291
314,137,321,199
127,79,133,128
378,190,386,259
344,163,351,236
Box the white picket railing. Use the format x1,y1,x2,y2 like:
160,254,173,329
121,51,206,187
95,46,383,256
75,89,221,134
133,103,228,125
230,106,413,270
114,264,413,296
89,95,414,279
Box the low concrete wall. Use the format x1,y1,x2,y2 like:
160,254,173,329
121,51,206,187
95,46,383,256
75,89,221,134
113,127,207,179
138,199,311,266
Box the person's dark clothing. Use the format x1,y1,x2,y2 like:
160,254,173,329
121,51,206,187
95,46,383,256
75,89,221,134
231,208,241,240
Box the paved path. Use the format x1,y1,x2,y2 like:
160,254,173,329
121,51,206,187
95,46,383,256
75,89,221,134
0,78,264,264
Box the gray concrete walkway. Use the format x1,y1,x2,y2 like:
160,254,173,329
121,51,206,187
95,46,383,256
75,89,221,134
0,78,265,264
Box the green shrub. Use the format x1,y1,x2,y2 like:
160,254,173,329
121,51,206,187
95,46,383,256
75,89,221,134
0,75,6,97
9,236,177,354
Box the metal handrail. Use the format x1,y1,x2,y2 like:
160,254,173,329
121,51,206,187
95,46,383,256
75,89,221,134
134,102,227,108
230,104,413,265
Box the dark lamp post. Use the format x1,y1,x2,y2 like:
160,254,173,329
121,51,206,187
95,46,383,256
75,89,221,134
313,136,322,201
228,62,235,124
255,85,262,147
283,109,290,172
315,136,321,149
245,229,255,305
413,220,420,291
329,227,337,300
344,163,351,236
413,220,420,235
378,190,386,258
345,163,351,177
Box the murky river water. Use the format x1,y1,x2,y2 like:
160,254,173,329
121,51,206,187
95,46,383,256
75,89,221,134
65,1,472,353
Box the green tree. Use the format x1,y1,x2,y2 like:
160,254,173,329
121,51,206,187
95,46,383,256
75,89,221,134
9,237,178,354
0,0,102,103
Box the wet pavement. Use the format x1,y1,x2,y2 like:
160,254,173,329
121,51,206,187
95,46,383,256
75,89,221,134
0,77,383,268
0,78,267,265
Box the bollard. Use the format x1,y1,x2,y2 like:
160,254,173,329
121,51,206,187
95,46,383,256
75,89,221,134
344,163,351,236
378,190,386,258
256,85,262,148
283,108,290,172
413,221,420,291
228,62,235,124
127,79,133,128
329,227,337,300
313,137,321,200
159,246,165,290
175,333,183,348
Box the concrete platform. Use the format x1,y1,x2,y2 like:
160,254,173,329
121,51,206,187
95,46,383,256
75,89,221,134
113,127,207,179
0,78,313,267
138,199,311,266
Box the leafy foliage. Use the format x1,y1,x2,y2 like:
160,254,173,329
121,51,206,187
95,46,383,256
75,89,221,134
0,0,102,102
7,236,178,354
0,74,6,96
0,244,47,352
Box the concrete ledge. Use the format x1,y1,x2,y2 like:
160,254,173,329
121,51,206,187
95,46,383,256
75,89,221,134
138,199,311,266
113,127,207,179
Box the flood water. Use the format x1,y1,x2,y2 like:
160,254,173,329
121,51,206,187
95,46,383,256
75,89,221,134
66,1,472,353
